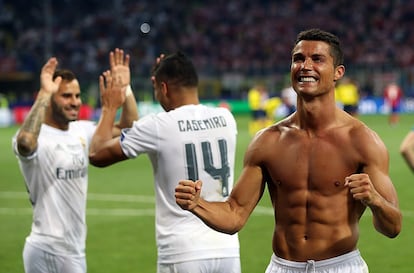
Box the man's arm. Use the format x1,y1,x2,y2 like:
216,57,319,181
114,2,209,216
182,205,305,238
109,48,138,136
175,136,266,234
346,128,402,238
89,70,128,167
16,58,61,156
400,130,414,172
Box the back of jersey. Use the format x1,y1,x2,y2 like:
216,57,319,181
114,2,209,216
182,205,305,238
120,104,239,263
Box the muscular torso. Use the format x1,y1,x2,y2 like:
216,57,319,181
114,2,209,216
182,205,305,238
260,116,367,261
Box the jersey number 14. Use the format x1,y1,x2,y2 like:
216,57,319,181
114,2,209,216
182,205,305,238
185,139,230,197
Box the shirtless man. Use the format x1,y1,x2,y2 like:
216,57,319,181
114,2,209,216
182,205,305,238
175,29,402,273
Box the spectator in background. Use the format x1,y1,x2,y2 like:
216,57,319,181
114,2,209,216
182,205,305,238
0,93,12,127
335,76,360,117
12,49,137,273
248,83,271,135
384,81,403,126
275,85,297,118
89,52,241,273
400,128,414,172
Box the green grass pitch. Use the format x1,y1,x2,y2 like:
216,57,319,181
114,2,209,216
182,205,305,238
1,113,413,273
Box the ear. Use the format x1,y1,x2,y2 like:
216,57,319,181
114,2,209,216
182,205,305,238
334,65,345,82
161,82,169,97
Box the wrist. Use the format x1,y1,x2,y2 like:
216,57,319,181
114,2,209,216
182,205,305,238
126,85,133,97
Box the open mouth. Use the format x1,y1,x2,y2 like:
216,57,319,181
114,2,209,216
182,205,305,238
298,76,317,83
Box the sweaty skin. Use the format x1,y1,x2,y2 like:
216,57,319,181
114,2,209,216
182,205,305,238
247,112,377,261
175,39,401,262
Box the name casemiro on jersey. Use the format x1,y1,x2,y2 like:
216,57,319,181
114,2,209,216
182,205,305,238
177,115,228,132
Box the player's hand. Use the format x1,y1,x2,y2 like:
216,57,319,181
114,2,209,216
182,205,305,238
109,48,130,89
150,54,165,83
175,180,202,211
99,70,125,110
345,173,380,206
39,57,62,95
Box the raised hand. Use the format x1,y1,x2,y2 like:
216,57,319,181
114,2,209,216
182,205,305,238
109,48,130,89
40,57,62,95
99,70,126,111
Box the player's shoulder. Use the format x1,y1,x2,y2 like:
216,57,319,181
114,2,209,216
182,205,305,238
348,117,387,153
348,117,377,138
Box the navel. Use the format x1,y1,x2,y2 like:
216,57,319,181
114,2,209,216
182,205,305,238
334,181,341,187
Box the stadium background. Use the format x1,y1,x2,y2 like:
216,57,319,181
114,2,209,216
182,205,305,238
1,1,414,273
1,0,414,119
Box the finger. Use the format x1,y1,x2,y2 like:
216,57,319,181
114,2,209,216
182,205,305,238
124,53,130,67
175,184,195,194
178,179,194,186
109,51,115,68
99,75,105,94
174,191,195,200
115,48,123,64
53,76,62,87
42,58,58,75
102,70,112,88
195,180,203,190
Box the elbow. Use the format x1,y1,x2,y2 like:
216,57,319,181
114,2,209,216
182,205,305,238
211,224,241,235
225,227,242,235
88,154,111,168
390,215,403,238
218,217,245,235
16,134,37,157
384,225,402,239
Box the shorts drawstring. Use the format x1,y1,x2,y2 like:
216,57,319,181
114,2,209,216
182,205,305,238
305,260,316,273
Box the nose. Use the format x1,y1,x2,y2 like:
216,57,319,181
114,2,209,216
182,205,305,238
70,96,82,106
302,58,312,70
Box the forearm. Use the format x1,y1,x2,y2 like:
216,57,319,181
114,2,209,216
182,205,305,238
192,198,247,235
401,148,414,172
115,85,138,132
370,198,402,238
400,132,414,171
16,91,51,156
90,107,118,155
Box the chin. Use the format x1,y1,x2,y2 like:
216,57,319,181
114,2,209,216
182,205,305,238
67,115,79,122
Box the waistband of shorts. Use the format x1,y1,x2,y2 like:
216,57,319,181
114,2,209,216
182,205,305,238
271,249,361,269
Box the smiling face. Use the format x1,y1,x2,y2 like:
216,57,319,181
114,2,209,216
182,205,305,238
50,79,82,128
291,40,344,99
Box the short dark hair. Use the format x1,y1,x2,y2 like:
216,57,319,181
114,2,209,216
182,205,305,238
294,28,344,67
152,51,198,88
53,69,76,81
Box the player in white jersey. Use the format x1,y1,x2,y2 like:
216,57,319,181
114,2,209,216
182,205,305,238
89,52,241,273
12,49,138,273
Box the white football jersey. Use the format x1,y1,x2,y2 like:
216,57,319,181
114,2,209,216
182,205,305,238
120,104,240,263
12,121,96,256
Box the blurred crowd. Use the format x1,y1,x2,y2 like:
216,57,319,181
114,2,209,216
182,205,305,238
1,0,414,91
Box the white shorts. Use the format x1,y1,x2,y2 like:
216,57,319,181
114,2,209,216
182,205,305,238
265,250,369,273
23,241,86,273
157,257,241,273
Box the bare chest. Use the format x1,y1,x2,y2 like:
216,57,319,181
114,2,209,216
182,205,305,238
265,131,361,194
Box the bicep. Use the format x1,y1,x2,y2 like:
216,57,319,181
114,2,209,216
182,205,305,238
227,163,266,223
362,132,399,205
